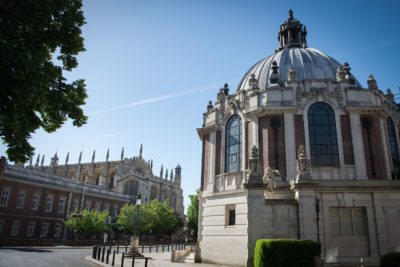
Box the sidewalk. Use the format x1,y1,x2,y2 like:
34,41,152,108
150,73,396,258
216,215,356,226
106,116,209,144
86,250,230,267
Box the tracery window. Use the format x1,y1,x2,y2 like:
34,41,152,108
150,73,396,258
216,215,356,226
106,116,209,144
308,102,339,165
387,118,400,177
225,115,242,173
124,181,139,196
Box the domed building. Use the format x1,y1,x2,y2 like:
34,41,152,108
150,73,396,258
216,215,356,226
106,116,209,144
197,10,400,267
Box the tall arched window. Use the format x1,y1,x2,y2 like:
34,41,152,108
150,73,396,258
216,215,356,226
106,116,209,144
308,102,339,165
387,118,399,175
225,115,242,172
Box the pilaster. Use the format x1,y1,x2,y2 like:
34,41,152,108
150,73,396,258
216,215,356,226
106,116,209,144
379,118,391,179
206,131,216,193
349,113,368,179
284,113,296,181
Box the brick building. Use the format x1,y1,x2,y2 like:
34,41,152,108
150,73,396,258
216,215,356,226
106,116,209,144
0,163,129,245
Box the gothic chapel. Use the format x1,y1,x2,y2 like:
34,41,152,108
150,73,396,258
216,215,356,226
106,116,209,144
197,10,400,267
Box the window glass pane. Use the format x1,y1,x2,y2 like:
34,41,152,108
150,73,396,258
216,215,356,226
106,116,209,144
341,208,353,236
225,115,242,173
308,103,339,165
329,207,341,236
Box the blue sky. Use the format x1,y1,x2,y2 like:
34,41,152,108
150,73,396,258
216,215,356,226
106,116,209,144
2,0,400,212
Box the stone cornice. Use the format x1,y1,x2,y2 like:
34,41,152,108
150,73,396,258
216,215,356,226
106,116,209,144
197,125,220,140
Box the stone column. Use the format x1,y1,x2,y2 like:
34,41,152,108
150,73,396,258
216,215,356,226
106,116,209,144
250,117,259,148
284,113,296,181
349,113,368,179
295,189,317,241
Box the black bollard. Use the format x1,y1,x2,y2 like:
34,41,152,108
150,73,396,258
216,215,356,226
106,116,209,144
149,245,151,253
112,250,116,266
121,252,125,267
93,246,97,259
156,245,158,253
106,249,110,264
144,258,149,267
97,245,101,260
131,254,135,267
102,246,105,262
167,244,169,252
125,243,128,253
117,243,120,254
162,245,164,252
142,245,144,253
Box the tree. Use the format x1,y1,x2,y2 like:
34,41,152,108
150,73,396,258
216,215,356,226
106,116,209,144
64,210,110,239
186,189,199,238
117,200,181,236
0,0,88,162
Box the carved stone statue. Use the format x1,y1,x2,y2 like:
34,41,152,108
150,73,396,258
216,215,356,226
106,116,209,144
248,74,259,89
263,167,281,188
296,145,312,182
248,146,262,184
336,66,345,82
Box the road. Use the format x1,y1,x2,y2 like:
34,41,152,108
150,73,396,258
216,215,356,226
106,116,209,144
0,247,94,267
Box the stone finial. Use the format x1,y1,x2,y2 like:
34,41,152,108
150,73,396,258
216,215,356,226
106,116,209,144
170,169,173,181
166,168,168,179
106,149,109,163
248,74,259,89
121,147,124,161
248,145,262,184
342,62,355,85
367,74,378,90
51,151,59,166
29,156,33,167
139,144,143,159
288,9,293,19
287,66,296,81
387,88,395,102
92,150,95,164
35,154,40,167
41,155,45,167
160,165,163,178
271,61,279,74
223,83,229,95
207,100,214,112
296,145,312,182
65,152,69,165
270,61,280,84
78,151,82,164
150,160,153,170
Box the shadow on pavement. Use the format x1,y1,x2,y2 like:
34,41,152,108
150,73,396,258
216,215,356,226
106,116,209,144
7,248,52,253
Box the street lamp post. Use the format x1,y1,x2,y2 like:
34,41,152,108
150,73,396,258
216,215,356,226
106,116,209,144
126,193,143,258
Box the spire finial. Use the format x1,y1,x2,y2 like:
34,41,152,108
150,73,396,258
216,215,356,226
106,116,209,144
106,149,109,162
139,144,143,158
121,147,124,161
160,164,164,178
288,9,293,19
65,152,69,165
78,151,82,164
278,10,307,50
92,150,95,163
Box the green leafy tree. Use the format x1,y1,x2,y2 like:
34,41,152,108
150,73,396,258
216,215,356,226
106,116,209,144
117,200,181,235
0,0,88,162
64,210,110,238
186,189,199,238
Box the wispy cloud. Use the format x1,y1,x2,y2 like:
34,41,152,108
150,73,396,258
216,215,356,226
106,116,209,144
101,132,128,137
89,84,218,115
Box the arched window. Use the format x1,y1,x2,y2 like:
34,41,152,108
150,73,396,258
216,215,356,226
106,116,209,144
387,118,399,176
124,181,138,196
308,102,339,165
225,115,242,173
150,186,158,201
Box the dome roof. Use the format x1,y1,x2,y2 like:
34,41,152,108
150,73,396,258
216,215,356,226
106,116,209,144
237,10,362,91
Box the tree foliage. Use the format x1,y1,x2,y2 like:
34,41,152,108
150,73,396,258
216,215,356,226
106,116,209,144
186,189,199,237
117,200,182,236
0,0,88,162
64,210,110,238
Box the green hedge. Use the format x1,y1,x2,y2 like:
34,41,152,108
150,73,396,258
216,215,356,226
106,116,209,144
380,252,400,267
254,239,320,267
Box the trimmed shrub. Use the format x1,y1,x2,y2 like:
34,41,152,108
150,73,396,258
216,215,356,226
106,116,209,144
254,239,320,267
380,252,400,267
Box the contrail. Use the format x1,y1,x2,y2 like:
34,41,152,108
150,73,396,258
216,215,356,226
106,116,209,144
89,84,219,115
